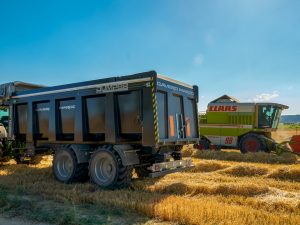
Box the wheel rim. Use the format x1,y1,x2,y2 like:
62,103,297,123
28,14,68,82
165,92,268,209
244,138,260,152
94,152,116,185
56,154,74,178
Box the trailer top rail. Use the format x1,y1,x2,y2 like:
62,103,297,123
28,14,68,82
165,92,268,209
0,71,197,101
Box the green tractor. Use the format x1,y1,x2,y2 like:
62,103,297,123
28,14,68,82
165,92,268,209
0,108,8,158
196,95,289,153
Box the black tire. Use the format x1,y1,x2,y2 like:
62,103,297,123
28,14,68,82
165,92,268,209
171,151,182,160
135,166,150,178
0,142,3,159
52,147,89,183
89,146,132,189
194,138,210,150
175,145,183,151
239,133,267,153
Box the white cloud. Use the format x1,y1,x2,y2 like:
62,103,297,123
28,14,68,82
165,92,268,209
249,91,279,102
193,54,204,66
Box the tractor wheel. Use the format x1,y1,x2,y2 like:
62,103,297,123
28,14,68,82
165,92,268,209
0,142,3,159
239,134,266,153
135,166,150,178
53,147,89,183
89,146,132,188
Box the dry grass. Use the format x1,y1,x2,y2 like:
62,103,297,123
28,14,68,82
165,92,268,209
188,160,230,173
272,129,298,143
0,154,300,225
193,150,299,164
267,167,300,182
181,145,195,157
220,165,269,177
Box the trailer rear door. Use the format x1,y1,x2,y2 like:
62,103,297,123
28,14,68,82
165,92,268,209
156,76,199,143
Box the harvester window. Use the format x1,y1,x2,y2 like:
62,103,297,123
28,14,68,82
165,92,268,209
258,105,281,129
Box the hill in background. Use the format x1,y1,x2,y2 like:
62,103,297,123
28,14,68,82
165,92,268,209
281,115,300,123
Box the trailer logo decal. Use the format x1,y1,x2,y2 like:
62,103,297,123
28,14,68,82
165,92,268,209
59,105,75,110
157,81,194,96
208,105,237,112
35,107,50,112
96,82,128,93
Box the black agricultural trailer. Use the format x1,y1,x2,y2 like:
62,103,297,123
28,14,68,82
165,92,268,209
0,71,199,188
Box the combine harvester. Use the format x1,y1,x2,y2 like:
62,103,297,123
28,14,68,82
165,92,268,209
195,95,300,154
0,71,199,188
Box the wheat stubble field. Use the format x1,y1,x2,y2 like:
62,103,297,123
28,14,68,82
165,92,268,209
0,128,299,225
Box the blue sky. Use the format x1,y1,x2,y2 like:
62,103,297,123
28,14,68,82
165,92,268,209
0,0,299,114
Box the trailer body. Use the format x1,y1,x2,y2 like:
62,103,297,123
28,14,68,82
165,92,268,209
0,71,199,187
7,71,199,146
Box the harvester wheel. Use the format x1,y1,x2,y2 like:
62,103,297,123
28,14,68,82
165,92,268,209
53,147,89,183
89,146,132,188
239,133,266,153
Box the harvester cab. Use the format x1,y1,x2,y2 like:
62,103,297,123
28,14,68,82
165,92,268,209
257,103,286,130
197,95,290,153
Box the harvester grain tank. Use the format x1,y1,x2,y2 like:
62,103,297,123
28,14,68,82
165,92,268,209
197,95,290,153
0,71,199,188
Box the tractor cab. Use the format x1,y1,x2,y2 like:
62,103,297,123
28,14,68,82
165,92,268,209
0,81,44,140
0,107,8,128
0,107,8,140
257,103,288,130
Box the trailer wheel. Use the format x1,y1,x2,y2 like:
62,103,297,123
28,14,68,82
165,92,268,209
53,147,88,183
89,146,132,188
239,134,266,153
